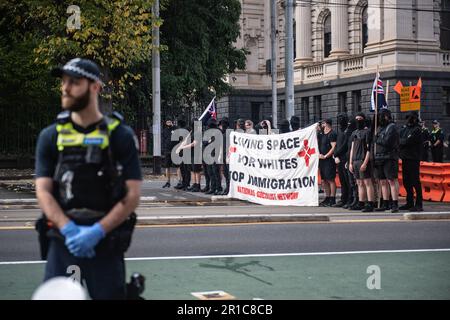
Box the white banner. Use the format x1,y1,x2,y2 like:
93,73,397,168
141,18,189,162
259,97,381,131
229,124,319,206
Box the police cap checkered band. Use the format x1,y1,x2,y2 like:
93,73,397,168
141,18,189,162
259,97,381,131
52,58,102,83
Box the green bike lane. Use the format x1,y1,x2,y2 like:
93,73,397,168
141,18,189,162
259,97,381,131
1,249,449,300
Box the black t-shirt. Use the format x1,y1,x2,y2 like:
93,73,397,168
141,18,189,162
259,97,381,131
351,128,371,162
35,119,142,181
319,130,337,155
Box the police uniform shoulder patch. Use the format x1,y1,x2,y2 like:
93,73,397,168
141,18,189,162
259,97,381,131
56,111,71,124
111,111,124,122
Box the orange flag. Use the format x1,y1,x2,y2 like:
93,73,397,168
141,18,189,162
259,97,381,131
417,77,422,89
393,81,403,94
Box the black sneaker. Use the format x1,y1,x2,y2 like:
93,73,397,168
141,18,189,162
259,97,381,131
399,204,414,210
174,182,184,189
375,200,388,212
319,197,330,207
162,182,170,188
332,201,344,208
410,206,424,212
350,202,364,210
391,201,399,213
201,187,210,193
361,202,374,212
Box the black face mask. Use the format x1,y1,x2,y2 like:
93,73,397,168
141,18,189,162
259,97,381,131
356,119,365,130
338,118,347,130
380,117,388,126
407,117,417,125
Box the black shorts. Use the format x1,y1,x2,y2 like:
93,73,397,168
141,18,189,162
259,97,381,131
319,158,336,181
374,159,398,180
191,164,202,173
352,160,372,180
162,152,173,168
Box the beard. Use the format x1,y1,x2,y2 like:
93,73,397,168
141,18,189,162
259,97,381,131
62,88,91,112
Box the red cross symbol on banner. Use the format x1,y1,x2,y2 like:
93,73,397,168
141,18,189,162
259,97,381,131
297,139,316,167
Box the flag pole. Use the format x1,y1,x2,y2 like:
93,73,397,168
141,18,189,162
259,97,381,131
374,65,379,157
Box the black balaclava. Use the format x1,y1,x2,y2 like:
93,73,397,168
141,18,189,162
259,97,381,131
290,116,300,131
337,113,348,131
279,120,291,133
356,112,366,130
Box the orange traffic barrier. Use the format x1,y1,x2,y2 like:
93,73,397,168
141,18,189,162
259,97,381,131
398,160,407,197
441,163,450,202
419,162,445,202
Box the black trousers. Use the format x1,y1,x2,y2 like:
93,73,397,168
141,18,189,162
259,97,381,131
180,163,191,186
346,163,358,204
44,239,126,300
207,164,221,191
337,161,350,204
402,159,423,207
431,146,443,163
222,164,230,190
203,163,210,188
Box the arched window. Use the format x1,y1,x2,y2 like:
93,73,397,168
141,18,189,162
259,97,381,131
362,6,368,52
324,14,331,58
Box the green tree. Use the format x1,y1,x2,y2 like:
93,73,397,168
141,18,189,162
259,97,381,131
29,0,156,111
160,0,247,116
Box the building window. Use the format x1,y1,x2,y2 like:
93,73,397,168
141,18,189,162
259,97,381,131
313,95,322,123
352,90,362,114
441,0,450,50
324,15,332,58
338,92,347,114
251,102,261,124
443,87,450,116
362,6,368,53
301,97,309,126
279,100,286,121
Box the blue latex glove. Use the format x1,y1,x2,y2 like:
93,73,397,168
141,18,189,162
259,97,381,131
60,220,80,239
65,223,105,258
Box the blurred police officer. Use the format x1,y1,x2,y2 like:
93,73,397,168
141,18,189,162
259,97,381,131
399,111,423,211
35,58,142,299
430,120,445,162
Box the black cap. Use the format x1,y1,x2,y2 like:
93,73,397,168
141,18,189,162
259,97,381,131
52,58,102,84
432,120,439,124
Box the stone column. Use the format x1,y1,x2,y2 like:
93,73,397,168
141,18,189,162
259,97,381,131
295,0,312,63
329,0,349,57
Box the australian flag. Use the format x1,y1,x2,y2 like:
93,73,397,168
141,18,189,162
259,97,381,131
199,97,217,126
370,73,388,111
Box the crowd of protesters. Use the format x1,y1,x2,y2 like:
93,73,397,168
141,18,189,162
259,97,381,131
161,109,448,211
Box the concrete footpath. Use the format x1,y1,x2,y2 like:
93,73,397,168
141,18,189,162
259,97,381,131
1,179,450,226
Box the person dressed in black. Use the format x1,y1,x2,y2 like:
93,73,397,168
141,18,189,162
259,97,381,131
349,112,375,212
430,120,445,163
373,109,400,213
333,113,350,207
161,119,176,188
179,119,202,192
318,119,337,207
344,118,358,209
399,111,424,211
174,119,191,190
290,116,301,131
219,118,231,195
204,119,222,195
279,119,291,134
35,58,142,299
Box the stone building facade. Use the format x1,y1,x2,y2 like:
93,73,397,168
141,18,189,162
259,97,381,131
217,0,450,134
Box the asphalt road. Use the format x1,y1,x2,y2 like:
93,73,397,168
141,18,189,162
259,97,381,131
1,220,450,262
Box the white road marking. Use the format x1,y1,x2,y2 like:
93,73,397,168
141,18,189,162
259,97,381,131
1,248,449,265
